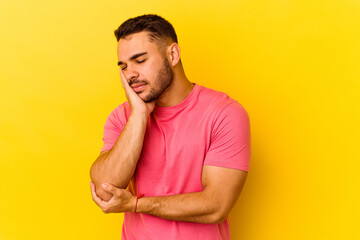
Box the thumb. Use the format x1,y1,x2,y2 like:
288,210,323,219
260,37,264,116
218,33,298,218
102,183,118,195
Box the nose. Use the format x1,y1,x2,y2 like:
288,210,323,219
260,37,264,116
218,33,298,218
124,65,139,82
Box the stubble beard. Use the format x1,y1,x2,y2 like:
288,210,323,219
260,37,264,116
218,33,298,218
143,58,174,103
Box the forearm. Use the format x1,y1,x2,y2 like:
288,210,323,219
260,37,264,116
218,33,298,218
90,112,148,200
136,190,225,224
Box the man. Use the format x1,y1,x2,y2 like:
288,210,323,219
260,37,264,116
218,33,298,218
90,14,251,240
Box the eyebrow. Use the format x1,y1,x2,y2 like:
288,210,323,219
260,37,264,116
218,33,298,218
117,52,148,66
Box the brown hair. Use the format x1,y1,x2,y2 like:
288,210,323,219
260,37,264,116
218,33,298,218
114,14,178,46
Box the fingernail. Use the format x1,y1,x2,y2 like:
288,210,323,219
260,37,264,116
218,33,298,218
102,183,107,188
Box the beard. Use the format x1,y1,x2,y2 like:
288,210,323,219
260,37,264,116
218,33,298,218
142,58,174,103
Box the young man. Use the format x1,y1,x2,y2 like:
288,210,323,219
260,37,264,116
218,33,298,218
90,14,251,240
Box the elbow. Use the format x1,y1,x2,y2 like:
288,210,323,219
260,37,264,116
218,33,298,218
89,163,113,202
89,162,97,183
213,214,228,224
89,159,104,187
211,212,228,224
209,206,230,224
90,174,113,202
89,150,110,183
89,164,100,187
201,192,230,224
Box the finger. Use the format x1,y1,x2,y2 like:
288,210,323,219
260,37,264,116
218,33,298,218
102,183,120,196
119,69,141,104
90,182,106,207
119,69,136,100
119,69,130,91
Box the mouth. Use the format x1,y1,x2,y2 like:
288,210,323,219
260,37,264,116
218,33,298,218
131,83,147,93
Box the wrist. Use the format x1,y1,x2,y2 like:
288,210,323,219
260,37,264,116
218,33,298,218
134,194,145,213
135,196,160,215
129,195,137,213
130,111,150,123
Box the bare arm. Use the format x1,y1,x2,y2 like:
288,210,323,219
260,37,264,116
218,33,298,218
92,165,248,224
136,165,248,223
90,69,155,201
90,112,148,201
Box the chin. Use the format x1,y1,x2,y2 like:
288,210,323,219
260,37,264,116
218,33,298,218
142,96,153,103
142,93,158,103
137,91,150,102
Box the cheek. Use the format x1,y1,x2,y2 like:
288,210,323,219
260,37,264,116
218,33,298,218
142,61,160,81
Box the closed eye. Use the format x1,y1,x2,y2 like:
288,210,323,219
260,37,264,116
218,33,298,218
120,58,146,70
137,59,146,63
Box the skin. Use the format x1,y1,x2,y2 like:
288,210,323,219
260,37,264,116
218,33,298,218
90,31,248,224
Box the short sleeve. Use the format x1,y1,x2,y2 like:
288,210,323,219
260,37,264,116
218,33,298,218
100,104,128,153
204,101,251,172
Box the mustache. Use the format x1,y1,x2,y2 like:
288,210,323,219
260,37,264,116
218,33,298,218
129,79,148,87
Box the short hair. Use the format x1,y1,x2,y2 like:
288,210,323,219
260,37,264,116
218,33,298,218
114,14,178,47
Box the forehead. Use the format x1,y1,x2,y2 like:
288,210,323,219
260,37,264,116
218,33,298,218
117,32,160,59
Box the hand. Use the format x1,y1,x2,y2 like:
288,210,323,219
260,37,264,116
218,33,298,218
120,69,155,116
90,181,136,213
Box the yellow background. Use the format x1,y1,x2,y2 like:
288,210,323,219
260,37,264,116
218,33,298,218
1,0,359,239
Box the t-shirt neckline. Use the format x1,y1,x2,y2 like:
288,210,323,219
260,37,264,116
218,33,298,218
153,83,199,115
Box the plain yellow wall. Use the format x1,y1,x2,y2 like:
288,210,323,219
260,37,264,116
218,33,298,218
1,0,359,239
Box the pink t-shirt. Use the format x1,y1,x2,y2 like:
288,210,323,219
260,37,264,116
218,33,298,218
100,83,251,240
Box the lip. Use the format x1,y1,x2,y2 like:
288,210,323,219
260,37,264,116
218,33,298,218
131,83,146,92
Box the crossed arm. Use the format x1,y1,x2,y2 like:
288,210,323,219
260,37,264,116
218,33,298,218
135,165,247,223
90,164,248,224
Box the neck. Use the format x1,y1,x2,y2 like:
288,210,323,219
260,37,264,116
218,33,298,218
155,67,194,107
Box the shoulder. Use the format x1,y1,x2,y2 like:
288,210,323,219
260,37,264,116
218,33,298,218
105,102,131,127
197,84,249,119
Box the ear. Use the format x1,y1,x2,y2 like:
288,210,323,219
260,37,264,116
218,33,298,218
167,43,181,67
